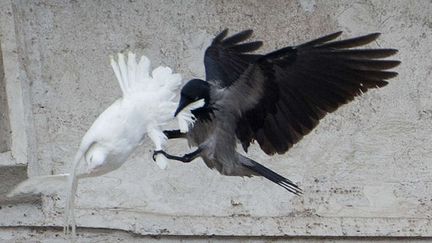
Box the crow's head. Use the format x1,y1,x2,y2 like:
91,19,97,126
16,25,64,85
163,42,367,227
175,79,209,116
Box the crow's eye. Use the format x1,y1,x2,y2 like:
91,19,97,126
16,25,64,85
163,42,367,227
182,94,194,101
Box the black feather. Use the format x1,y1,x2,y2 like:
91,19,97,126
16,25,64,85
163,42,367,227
243,159,302,195
230,41,263,52
318,33,380,49
213,28,228,44
204,29,263,87
297,31,343,48
341,59,401,70
316,48,398,59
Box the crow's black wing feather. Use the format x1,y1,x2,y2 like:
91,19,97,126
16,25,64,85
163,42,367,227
235,32,400,155
204,29,263,87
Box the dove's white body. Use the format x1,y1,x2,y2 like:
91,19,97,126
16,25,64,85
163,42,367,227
8,53,182,236
80,92,173,177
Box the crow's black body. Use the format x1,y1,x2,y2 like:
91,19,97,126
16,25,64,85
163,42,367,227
155,29,400,194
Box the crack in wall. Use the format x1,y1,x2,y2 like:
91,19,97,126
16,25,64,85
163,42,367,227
0,42,12,153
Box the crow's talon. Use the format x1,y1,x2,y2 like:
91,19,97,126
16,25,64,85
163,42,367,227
152,150,164,161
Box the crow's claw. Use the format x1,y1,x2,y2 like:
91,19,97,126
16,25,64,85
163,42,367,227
152,150,165,161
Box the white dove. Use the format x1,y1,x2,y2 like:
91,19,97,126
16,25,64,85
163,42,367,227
8,52,182,235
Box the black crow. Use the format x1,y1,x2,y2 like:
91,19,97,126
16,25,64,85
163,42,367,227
154,29,400,195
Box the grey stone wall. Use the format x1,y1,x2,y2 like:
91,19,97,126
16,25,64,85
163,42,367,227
1,0,431,241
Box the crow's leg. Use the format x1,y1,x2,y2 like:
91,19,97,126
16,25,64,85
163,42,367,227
163,130,186,139
153,148,201,163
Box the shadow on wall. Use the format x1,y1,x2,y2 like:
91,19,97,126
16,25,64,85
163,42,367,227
0,42,12,153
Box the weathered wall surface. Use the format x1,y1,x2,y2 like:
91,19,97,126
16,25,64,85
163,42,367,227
1,0,431,241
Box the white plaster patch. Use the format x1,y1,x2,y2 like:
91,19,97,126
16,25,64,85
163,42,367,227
299,0,316,13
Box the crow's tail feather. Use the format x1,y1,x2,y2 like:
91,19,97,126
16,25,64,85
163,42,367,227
241,158,302,195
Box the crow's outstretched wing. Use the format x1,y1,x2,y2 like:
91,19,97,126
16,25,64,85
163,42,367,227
210,30,400,155
204,29,263,87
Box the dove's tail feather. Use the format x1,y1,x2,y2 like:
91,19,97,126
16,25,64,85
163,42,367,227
7,174,70,197
110,52,182,98
64,149,85,236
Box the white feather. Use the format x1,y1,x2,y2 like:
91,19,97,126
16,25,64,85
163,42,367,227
137,55,151,82
177,99,205,132
110,56,125,95
117,53,129,93
147,126,168,169
127,52,137,88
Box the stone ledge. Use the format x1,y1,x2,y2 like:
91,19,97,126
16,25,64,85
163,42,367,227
0,151,17,166
6,208,429,238
1,226,431,242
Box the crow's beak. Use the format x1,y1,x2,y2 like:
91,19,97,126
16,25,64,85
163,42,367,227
174,97,189,117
